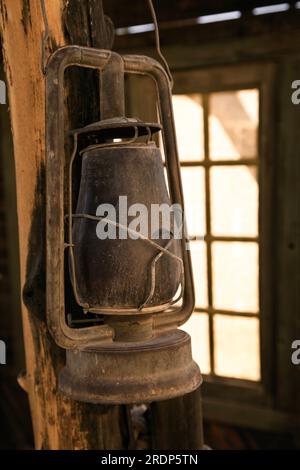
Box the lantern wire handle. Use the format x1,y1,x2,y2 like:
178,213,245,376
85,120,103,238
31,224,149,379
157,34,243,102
147,0,174,89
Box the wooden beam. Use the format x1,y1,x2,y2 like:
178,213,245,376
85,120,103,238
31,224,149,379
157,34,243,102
0,49,23,376
104,0,297,29
114,28,300,73
113,10,300,52
151,389,204,450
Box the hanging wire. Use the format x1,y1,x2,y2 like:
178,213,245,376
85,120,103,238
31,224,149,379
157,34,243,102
41,0,49,75
147,0,174,88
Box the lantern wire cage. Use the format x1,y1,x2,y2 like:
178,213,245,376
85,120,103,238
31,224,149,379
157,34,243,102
66,125,185,316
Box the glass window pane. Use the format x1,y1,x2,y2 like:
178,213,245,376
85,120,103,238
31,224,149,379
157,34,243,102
211,166,258,237
214,315,261,381
190,241,208,308
173,94,205,161
212,242,259,313
209,89,259,160
181,313,210,374
181,167,206,237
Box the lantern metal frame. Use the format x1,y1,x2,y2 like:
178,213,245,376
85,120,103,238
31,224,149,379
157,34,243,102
46,46,195,350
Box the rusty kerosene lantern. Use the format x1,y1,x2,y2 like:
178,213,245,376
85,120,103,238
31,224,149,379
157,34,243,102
46,46,202,404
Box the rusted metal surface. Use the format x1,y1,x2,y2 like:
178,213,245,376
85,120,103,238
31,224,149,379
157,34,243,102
99,51,125,119
67,118,184,317
69,116,162,138
46,45,200,403
60,330,202,404
71,143,182,312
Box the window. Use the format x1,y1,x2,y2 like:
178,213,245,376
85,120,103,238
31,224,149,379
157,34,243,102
176,90,261,382
169,64,277,426
127,65,281,428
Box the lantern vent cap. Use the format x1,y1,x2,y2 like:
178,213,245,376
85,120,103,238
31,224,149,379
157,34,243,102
69,117,162,140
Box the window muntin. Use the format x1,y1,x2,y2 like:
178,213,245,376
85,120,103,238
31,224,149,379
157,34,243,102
175,90,261,382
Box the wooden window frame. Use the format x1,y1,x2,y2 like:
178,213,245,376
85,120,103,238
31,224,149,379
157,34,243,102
126,54,299,432
173,63,280,429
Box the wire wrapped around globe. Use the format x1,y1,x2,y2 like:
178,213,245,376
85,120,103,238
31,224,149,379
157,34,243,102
71,141,183,313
